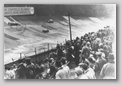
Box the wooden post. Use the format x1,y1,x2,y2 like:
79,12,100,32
43,48,45,52
20,53,22,59
57,41,58,44
48,43,49,51
12,58,14,62
35,47,36,55
68,12,72,42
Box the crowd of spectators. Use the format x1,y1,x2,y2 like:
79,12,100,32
4,26,116,79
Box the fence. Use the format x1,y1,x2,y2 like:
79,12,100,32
5,39,67,67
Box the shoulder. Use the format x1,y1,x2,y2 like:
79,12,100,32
56,69,63,75
79,74,89,79
65,66,70,70
102,63,109,69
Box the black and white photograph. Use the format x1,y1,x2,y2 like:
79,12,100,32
4,4,116,79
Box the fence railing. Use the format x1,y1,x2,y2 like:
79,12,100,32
5,39,67,67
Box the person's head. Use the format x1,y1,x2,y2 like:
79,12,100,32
5,66,11,71
75,67,83,76
25,58,31,65
88,57,95,68
86,42,90,47
49,58,55,65
99,43,103,48
35,73,43,79
103,45,108,50
11,64,17,69
60,58,67,65
55,61,61,68
80,63,88,71
56,44,60,49
18,59,23,64
96,52,102,58
107,53,115,62
84,60,89,66
43,59,49,67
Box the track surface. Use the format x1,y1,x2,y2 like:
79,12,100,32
4,16,116,64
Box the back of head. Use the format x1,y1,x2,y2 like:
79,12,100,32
60,58,66,65
81,63,88,71
18,59,23,64
86,42,90,47
96,52,102,58
5,66,11,70
25,58,31,65
108,53,115,61
43,59,49,64
56,44,60,49
55,61,61,68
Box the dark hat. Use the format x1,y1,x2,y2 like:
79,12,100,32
80,63,88,70
18,58,25,63
25,57,31,64
88,57,95,63
55,61,61,67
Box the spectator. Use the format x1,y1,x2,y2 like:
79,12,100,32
25,58,35,79
4,67,15,79
77,63,89,79
4,27,115,79
55,59,70,79
100,53,116,79
74,42,81,66
56,44,64,61
81,42,91,59
15,59,27,79
94,52,107,79
48,58,57,79
60,58,70,79
66,45,74,63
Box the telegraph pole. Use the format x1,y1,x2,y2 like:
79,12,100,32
68,12,72,42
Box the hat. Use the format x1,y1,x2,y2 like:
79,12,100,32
55,61,61,67
107,53,115,60
79,63,85,66
88,57,95,63
98,48,104,52
79,63,88,70
86,42,90,46
96,52,102,57
75,67,83,75
89,54,93,57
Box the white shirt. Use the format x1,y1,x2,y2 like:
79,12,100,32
100,62,116,79
4,70,15,79
78,67,96,79
55,65,70,79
